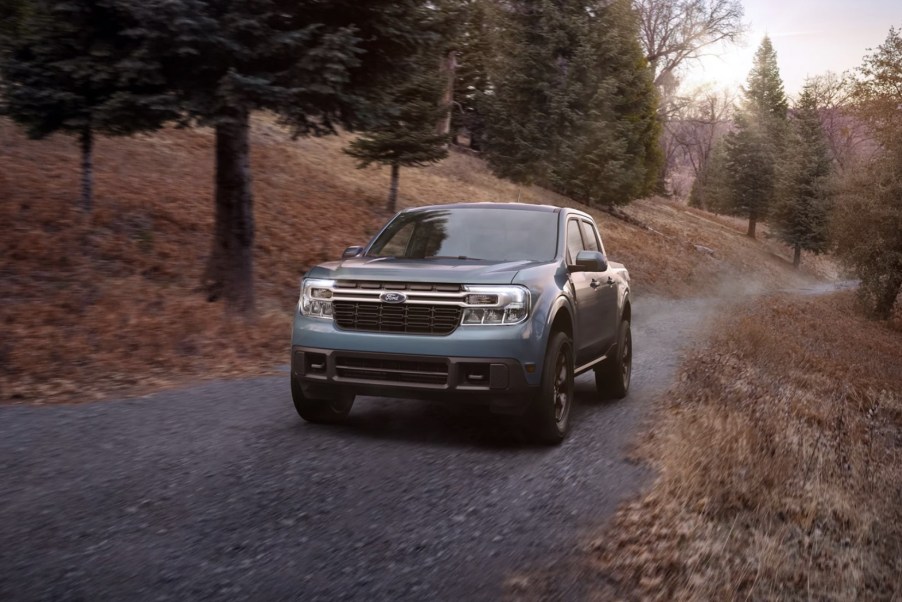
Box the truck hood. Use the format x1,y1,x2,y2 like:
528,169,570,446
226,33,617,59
306,257,547,284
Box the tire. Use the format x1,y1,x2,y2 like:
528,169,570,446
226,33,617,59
291,377,354,424
595,319,632,400
527,331,575,445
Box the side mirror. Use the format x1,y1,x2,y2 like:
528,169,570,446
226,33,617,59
342,245,364,259
570,250,608,272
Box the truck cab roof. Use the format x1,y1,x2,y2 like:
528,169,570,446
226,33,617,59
401,202,562,214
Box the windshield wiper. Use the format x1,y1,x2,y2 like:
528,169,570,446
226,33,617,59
423,255,484,260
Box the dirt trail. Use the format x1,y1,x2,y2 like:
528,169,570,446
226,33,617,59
0,282,851,600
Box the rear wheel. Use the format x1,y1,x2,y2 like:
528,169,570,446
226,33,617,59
595,319,632,399
291,378,354,424
528,331,574,445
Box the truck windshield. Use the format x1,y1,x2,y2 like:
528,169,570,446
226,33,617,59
367,208,559,262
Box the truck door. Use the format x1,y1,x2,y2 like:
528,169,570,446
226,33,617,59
580,219,618,353
566,219,605,365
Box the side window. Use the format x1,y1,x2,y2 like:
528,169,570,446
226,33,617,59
566,220,585,263
579,220,600,253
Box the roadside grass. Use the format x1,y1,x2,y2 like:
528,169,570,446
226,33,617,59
1,115,828,403
590,291,902,600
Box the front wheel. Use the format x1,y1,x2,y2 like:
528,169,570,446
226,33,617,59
595,319,632,399
291,378,354,424
527,331,575,445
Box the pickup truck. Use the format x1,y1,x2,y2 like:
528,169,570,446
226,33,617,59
290,203,632,443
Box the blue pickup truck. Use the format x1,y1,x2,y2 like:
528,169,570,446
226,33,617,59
291,203,632,443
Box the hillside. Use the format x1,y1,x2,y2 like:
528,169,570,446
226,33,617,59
0,115,833,404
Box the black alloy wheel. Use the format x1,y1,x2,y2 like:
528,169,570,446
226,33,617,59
529,331,575,444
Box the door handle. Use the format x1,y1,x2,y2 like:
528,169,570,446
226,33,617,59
606,277,615,286
590,279,601,289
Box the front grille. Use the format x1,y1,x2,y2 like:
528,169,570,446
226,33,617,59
335,281,463,293
335,356,449,385
333,301,462,335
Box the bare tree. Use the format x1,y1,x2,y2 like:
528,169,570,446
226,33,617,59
667,88,734,172
662,87,734,196
634,0,745,89
633,0,744,189
805,72,875,171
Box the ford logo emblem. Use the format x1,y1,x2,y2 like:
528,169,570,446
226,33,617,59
381,292,407,304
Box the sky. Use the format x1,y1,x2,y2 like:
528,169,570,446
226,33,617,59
680,0,901,97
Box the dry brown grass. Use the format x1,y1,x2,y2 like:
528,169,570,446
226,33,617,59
1,114,829,403
590,291,902,600
1,117,385,403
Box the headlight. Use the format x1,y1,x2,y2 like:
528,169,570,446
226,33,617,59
461,286,529,326
299,278,335,319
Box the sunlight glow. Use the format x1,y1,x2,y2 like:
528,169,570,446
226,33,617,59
676,0,900,98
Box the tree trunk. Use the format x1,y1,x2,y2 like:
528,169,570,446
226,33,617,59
469,130,482,152
387,162,400,213
80,127,93,212
656,156,669,196
203,107,255,315
874,270,902,320
436,50,456,137
792,244,801,269
747,210,757,238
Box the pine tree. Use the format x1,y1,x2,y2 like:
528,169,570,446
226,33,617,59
120,0,443,314
833,27,902,319
483,0,659,206
743,36,789,133
689,139,731,213
0,0,176,211
345,53,451,213
726,35,788,237
481,0,573,184
773,83,831,269
451,0,494,150
724,112,774,235
0,0,29,38
553,0,661,207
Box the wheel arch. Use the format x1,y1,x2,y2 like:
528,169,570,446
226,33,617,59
547,297,575,340
621,296,631,324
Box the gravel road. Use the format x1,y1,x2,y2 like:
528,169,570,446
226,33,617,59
0,295,730,601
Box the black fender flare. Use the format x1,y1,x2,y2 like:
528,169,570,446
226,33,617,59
544,295,576,340
618,287,631,323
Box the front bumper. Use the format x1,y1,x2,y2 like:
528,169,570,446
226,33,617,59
291,346,538,414
291,314,547,387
